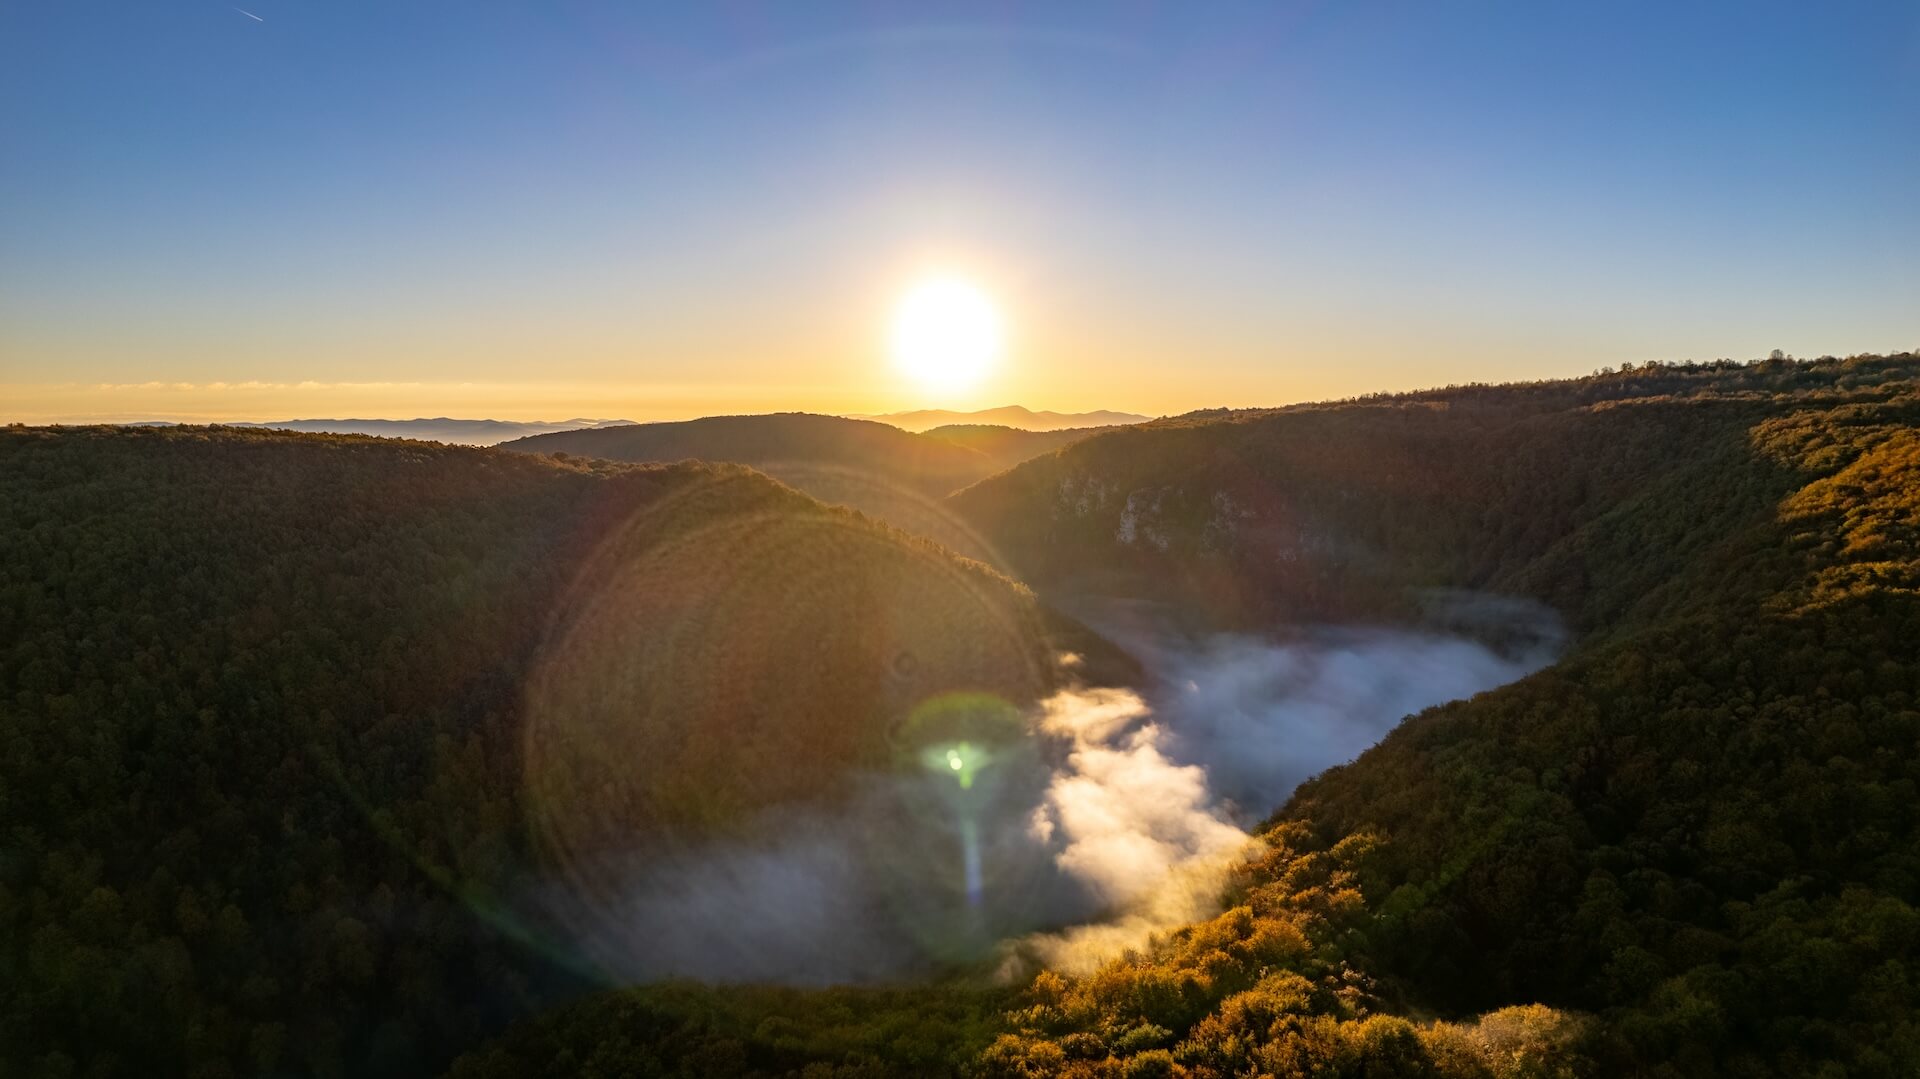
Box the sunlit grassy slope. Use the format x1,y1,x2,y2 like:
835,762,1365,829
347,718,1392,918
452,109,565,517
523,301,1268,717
0,425,1061,1077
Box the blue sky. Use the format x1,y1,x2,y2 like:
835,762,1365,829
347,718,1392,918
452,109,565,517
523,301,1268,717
2,1,1916,420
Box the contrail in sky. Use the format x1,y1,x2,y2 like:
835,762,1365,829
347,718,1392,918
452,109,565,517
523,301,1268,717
234,7,263,21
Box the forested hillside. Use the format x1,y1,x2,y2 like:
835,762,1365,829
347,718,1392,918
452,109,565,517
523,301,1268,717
456,354,1920,1077
951,353,1918,637
0,426,1061,1077
954,353,1920,1076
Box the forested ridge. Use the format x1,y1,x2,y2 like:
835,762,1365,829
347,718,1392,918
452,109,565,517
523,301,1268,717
949,353,1920,1076
0,425,1059,1077
950,353,1920,637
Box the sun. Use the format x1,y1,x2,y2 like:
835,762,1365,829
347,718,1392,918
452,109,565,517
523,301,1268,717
890,277,1003,392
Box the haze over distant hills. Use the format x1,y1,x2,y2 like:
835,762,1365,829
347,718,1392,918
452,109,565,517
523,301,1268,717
851,405,1150,432
207,417,636,445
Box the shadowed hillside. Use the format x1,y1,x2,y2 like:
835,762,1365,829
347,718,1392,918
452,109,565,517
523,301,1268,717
945,353,1920,1076
950,353,1920,637
0,426,1064,1077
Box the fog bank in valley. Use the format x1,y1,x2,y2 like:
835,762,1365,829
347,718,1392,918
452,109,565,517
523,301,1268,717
541,604,1563,985
1151,627,1560,817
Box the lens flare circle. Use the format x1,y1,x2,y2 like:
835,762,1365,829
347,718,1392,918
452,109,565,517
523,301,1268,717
517,473,1055,981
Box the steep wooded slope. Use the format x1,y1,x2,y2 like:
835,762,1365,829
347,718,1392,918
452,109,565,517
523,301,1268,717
950,354,1919,637
957,354,1920,1076
0,426,1059,1077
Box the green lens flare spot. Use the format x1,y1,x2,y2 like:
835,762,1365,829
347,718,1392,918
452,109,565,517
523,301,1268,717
896,693,1024,794
923,740,986,789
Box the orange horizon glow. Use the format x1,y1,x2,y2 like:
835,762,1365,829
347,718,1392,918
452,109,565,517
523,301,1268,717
0,341,1880,427
5,256,1904,426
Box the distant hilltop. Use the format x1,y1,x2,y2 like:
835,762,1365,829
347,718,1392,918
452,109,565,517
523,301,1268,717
851,404,1151,433
178,417,635,446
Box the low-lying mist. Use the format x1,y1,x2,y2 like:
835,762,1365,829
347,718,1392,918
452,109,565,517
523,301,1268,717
536,605,1563,986
1150,627,1560,816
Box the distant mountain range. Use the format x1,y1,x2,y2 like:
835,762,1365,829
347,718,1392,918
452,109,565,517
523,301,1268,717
203,417,635,445
851,405,1150,433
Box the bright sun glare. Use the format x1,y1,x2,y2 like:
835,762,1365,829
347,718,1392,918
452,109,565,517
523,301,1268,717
891,277,1003,392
